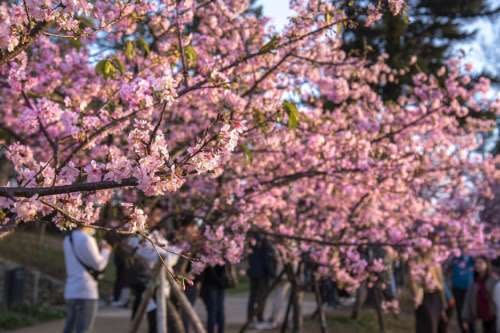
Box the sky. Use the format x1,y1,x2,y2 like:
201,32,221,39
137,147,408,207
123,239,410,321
258,0,293,30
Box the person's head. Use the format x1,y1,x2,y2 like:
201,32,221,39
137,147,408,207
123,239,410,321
149,207,163,225
474,256,490,278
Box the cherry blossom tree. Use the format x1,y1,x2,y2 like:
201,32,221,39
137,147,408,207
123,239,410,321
1,0,499,296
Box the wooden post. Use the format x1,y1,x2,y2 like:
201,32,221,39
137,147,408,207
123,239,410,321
129,261,162,333
167,299,186,333
351,283,367,320
373,286,386,333
284,263,303,333
280,285,294,333
313,275,327,333
164,269,207,333
157,267,167,333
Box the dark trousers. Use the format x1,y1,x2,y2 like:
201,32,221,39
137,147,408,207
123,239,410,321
113,253,129,301
478,319,496,333
63,299,98,333
202,287,225,333
131,283,156,333
247,278,269,322
453,288,474,333
416,291,443,333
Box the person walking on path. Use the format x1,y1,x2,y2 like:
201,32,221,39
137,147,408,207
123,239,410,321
246,234,278,326
63,227,111,333
200,264,234,333
111,237,131,307
128,226,180,333
449,254,475,333
462,256,498,333
409,254,447,333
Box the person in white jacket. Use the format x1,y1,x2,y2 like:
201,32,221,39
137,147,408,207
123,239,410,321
128,228,180,333
63,227,111,333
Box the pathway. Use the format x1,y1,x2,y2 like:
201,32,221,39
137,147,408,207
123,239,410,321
10,294,317,333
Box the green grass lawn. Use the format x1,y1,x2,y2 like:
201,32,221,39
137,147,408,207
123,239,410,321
0,304,65,330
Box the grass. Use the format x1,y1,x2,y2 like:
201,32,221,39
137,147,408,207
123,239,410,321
0,304,65,330
228,275,250,294
0,230,116,298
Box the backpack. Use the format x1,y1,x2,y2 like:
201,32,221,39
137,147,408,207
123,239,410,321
125,241,153,287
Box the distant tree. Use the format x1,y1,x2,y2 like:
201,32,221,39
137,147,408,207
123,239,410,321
342,0,499,99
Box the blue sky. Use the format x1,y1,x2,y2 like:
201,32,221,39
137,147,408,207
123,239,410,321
259,0,293,30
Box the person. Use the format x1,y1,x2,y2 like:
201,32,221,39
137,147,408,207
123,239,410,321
449,254,475,333
128,225,180,333
462,256,498,333
409,254,446,333
438,280,456,333
265,250,289,329
111,237,131,307
63,226,111,333
246,234,278,326
200,264,232,333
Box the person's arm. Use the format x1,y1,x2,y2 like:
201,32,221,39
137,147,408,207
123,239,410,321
78,234,111,271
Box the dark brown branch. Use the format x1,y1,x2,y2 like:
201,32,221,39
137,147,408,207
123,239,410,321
0,177,138,198
241,52,292,98
372,109,439,143
254,228,409,248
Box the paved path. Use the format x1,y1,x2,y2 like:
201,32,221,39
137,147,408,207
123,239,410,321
10,294,317,333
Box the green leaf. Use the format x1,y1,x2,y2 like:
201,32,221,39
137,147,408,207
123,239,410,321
325,12,333,24
69,37,81,50
78,16,95,30
95,59,106,76
241,144,253,163
111,57,126,75
402,10,409,25
103,60,116,77
259,35,280,53
124,40,135,60
283,100,299,129
136,38,150,56
96,59,117,79
184,45,198,68
253,109,267,132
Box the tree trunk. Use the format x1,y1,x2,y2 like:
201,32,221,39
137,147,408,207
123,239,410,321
164,270,206,333
280,285,294,333
167,299,186,333
157,268,167,333
291,287,303,333
285,263,303,333
313,276,327,333
374,287,386,333
351,283,367,319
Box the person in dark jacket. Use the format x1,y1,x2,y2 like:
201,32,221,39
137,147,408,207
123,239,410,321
200,264,229,333
111,238,131,307
246,234,278,325
462,256,498,333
